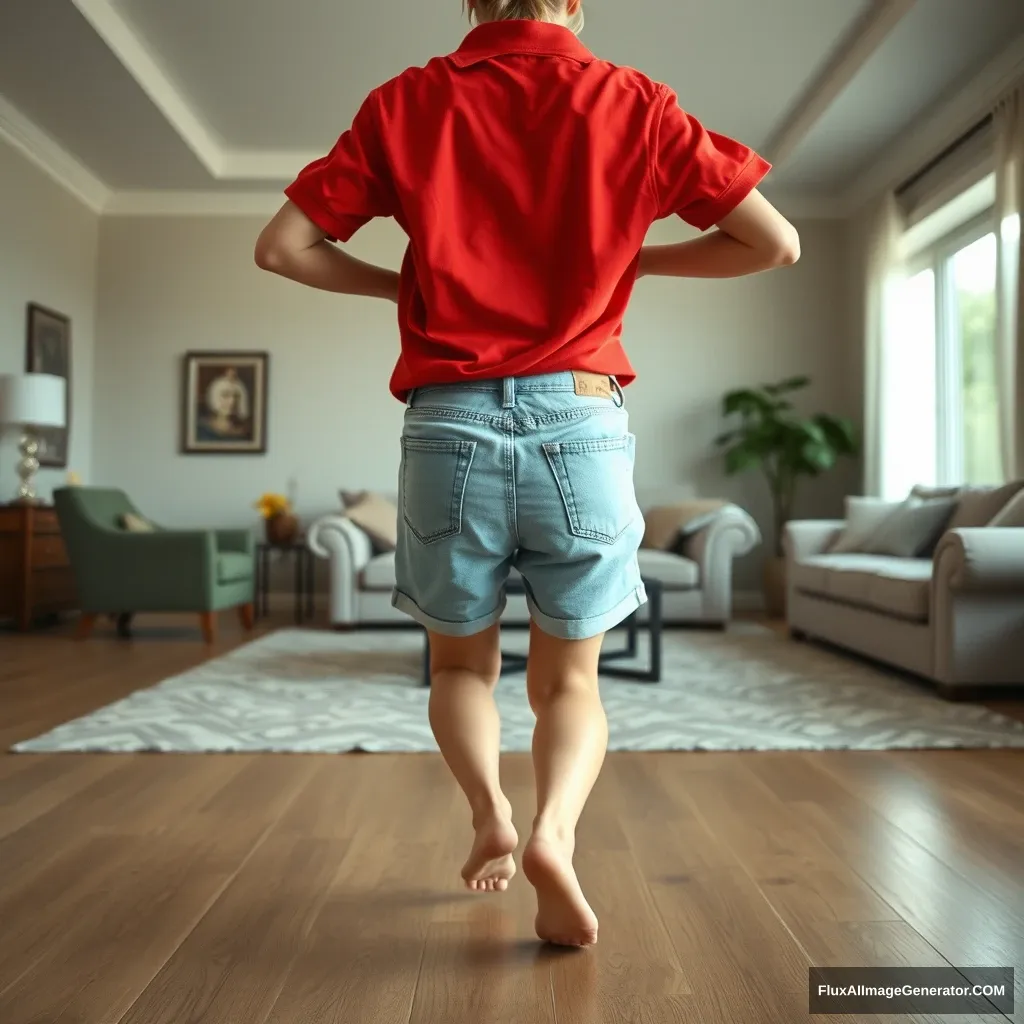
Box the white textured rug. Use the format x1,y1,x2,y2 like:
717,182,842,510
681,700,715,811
13,625,1024,753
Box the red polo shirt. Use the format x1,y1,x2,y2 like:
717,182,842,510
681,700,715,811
285,20,770,401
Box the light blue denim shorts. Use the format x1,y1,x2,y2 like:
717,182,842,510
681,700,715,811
392,371,647,640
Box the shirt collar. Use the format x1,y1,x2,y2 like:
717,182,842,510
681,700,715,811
450,20,595,67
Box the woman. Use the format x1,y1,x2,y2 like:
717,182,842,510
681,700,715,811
255,0,799,948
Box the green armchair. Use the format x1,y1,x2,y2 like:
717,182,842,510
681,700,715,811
54,486,255,643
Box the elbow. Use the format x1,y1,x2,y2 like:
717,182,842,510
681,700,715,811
254,230,288,273
773,228,801,267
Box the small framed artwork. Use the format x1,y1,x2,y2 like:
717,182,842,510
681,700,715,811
25,303,72,468
181,351,269,455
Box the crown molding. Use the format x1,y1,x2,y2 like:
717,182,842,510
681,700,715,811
764,0,917,165
843,30,1024,211
70,0,317,181
0,93,111,212
70,0,224,175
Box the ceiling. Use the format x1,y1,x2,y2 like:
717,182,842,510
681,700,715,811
0,0,1022,213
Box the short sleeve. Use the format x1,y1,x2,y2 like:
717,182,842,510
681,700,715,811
284,91,395,243
651,88,771,231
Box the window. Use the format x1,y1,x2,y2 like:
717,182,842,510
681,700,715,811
888,213,1001,493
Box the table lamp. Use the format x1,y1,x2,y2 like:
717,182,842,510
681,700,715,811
0,373,67,503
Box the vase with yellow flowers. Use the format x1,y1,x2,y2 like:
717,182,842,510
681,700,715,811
255,492,299,546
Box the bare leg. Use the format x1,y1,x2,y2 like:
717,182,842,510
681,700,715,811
523,622,607,947
427,625,518,892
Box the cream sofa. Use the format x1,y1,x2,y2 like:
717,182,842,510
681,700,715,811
784,518,1024,697
308,501,760,629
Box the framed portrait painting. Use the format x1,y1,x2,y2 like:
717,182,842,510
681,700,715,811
181,351,269,455
25,303,72,468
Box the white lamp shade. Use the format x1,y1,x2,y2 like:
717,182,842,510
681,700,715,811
0,373,67,428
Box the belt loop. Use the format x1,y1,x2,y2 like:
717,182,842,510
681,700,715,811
406,387,417,408
502,377,516,409
611,376,624,408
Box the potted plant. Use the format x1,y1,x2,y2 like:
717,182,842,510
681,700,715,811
255,492,299,546
715,376,858,617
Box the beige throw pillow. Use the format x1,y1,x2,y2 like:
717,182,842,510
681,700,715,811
947,481,1024,530
990,489,1024,528
828,496,902,553
343,492,398,551
641,501,726,550
120,512,154,533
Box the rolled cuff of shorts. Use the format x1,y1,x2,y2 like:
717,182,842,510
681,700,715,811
528,583,647,641
391,588,507,637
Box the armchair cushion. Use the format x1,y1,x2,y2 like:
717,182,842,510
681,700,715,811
636,549,700,588
218,552,254,584
120,512,155,533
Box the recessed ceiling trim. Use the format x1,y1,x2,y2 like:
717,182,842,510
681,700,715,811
0,93,111,212
764,0,918,166
844,30,1024,211
218,149,320,181
70,0,226,176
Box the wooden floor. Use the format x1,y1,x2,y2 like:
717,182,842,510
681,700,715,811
1,613,1022,1024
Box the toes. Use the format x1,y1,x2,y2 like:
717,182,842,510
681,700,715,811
496,878,508,892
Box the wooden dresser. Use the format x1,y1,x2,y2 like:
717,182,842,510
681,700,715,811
0,504,77,631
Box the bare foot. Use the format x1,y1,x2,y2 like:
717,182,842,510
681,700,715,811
522,832,598,946
462,809,518,892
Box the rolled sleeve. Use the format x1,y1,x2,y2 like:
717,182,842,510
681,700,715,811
284,90,395,243
651,87,771,231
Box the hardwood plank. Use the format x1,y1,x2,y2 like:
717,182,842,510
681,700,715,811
119,834,342,1024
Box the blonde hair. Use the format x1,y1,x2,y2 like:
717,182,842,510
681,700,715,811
464,0,584,35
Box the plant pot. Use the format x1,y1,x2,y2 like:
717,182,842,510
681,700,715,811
762,556,787,620
265,512,299,547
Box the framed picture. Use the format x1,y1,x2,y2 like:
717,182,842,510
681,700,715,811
25,303,72,468
181,351,269,455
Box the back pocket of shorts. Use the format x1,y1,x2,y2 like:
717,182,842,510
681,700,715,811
401,437,477,544
543,435,637,544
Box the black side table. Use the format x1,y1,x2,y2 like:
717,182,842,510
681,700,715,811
255,542,316,624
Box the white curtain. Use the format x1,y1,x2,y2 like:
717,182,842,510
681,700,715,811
862,192,907,497
994,87,1024,481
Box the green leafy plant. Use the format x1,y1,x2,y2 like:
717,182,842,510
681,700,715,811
715,376,858,556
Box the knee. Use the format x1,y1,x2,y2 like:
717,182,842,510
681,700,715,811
432,654,501,689
526,666,596,712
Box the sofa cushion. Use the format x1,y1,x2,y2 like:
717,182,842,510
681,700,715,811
362,552,397,591
636,549,700,589
642,501,725,550
793,554,932,622
861,497,956,557
991,489,1024,527
827,496,901,553
217,552,253,584
947,480,1024,529
342,492,399,552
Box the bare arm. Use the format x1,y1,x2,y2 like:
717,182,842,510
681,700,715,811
254,201,400,302
638,190,800,279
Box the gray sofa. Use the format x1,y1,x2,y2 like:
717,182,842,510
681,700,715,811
785,517,1024,698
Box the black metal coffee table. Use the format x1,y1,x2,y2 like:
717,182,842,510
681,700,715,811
422,577,663,686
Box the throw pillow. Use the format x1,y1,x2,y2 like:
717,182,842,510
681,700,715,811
911,484,961,500
828,496,902,553
946,480,1024,530
120,512,154,533
861,497,957,558
990,489,1024,528
344,492,399,552
641,500,725,550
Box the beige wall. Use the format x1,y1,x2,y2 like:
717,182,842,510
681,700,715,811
94,213,857,591
0,138,98,501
